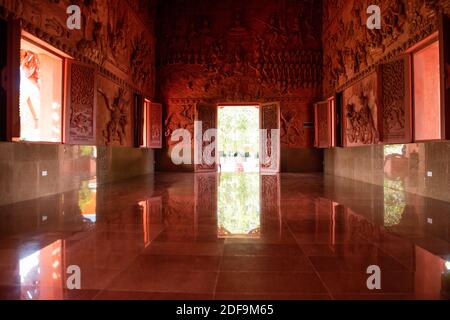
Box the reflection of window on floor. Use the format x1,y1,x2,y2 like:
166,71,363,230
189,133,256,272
384,179,406,227
218,173,260,238
19,38,63,142
19,240,63,300
383,144,409,227
78,178,97,223
218,106,259,173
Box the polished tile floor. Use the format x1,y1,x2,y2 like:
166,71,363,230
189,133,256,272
0,173,449,300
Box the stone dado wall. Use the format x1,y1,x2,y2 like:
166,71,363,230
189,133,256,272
325,142,450,203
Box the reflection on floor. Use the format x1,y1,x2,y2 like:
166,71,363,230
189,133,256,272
0,173,449,300
218,174,261,238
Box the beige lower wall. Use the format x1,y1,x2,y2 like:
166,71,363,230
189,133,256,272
324,141,450,202
0,142,154,206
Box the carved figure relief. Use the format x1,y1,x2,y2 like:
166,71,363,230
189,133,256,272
148,103,162,149
68,63,96,144
322,0,412,94
131,34,153,88
342,72,380,147
164,102,196,145
314,100,332,148
280,102,311,147
107,1,129,63
98,87,129,146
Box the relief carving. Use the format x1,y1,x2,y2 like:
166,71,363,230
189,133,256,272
342,72,380,146
159,1,322,98
158,0,321,153
323,0,411,94
69,64,95,143
131,34,153,88
280,103,311,148
315,101,331,148
381,59,408,141
164,102,195,145
98,87,129,146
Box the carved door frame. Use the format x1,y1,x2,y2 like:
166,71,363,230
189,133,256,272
259,102,281,174
194,101,218,173
214,101,281,174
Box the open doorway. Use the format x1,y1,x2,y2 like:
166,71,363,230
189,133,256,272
218,105,260,173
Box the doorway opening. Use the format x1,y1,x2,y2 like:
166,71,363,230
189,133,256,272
218,105,260,173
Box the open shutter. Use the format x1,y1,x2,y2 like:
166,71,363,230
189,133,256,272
379,55,412,144
440,13,450,139
148,102,162,149
65,60,97,145
194,101,217,173
260,102,280,174
2,19,21,141
314,99,333,148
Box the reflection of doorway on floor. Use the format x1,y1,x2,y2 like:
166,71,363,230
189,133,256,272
218,105,260,173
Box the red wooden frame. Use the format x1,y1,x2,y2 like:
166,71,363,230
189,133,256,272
378,55,412,144
194,101,218,172
314,97,335,148
341,70,382,147
6,19,21,141
260,102,281,174
148,102,163,149
412,38,442,142
440,13,450,140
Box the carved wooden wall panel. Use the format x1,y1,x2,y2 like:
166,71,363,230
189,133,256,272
314,100,333,148
97,75,133,147
66,61,96,145
158,0,322,154
280,99,315,148
195,102,217,173
260,102,280,173
148,102,162,149
164,99,196,147
380,56,411,143
342,71,381,147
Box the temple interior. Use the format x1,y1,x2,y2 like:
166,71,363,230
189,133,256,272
1,0,450,300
